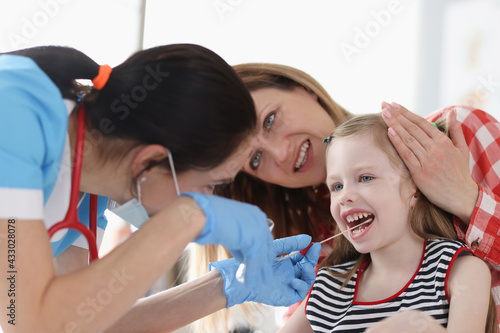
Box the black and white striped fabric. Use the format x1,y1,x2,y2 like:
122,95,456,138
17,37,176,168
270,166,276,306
306,239,470,332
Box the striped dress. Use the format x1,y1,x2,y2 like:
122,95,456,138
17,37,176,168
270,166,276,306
306,239,470,332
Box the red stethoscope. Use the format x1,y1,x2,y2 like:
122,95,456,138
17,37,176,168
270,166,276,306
48,105,99,263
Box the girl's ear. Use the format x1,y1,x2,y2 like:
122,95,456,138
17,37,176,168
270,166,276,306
405,177,419,208
410,190,420,208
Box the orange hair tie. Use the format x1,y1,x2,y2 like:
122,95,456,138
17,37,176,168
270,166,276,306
92,64,112,90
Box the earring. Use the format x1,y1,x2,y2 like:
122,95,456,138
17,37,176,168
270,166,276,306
137,177,147,203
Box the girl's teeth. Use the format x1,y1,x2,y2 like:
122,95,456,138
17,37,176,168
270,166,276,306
346,212,369,223
350,217,373,235
352,226,367,234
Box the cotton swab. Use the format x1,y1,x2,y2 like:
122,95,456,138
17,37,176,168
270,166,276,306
276,220,372,262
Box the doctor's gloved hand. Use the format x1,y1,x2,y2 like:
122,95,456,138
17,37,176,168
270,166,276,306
209,234,321,308
181,192,274,290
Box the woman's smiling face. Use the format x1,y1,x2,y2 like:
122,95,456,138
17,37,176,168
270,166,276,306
243,86,336,188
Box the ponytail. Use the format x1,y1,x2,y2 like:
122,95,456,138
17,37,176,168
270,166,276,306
3,46,100,100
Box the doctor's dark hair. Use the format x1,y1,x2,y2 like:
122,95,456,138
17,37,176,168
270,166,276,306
4,44,256,173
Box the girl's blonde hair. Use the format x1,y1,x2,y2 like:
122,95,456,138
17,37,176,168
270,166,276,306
322,113,497,333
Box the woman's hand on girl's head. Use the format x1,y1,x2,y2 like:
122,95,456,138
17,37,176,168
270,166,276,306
381,102,478,223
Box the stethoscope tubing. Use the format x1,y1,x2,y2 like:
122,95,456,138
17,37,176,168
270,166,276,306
47,105,99,263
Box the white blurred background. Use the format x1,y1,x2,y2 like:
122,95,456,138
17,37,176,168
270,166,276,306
2,0,499,118
1,0,499,331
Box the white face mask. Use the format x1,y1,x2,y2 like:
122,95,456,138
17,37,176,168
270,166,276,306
108,149,180,228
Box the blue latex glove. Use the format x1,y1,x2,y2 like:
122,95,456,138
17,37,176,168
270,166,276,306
181,192,274,290
209,234,321,308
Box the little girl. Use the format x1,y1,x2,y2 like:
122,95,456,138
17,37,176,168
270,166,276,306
279,113,496,332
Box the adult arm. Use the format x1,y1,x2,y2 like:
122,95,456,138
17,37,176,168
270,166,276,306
106,235,320,332
1,192,281,332
105,269,227,333
382,102,500,267
0,197,206,333
54,245,227,332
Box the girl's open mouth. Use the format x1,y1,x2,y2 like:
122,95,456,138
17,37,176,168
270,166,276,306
345,212,374,236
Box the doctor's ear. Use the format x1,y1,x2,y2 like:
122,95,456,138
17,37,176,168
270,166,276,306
131,144,170,178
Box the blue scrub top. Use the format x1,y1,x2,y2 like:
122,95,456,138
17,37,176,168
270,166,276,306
0,54,108,257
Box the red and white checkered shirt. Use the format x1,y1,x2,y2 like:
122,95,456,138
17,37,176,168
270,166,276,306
426,105,500,323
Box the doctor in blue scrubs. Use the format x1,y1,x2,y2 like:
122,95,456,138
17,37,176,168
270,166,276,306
0,44,320,332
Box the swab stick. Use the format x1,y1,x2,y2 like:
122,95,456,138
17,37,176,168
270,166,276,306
276,220,372,262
